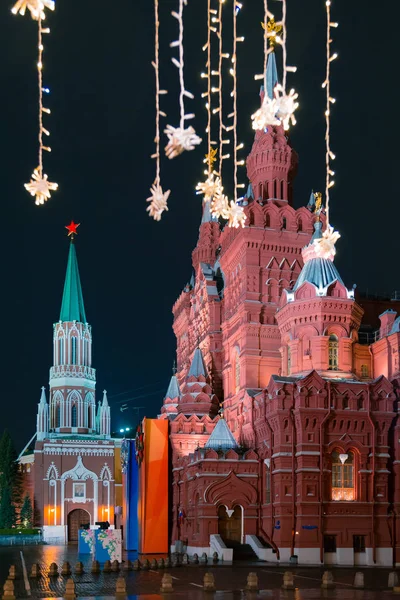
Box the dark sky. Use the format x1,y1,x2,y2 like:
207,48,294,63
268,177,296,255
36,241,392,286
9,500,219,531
1,0,399,450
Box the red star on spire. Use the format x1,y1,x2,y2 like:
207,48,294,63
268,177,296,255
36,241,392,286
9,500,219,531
65,221,80,237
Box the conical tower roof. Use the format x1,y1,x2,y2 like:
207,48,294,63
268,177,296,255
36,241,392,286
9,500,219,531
188,347,208,378
60,239,87,323
165,374,181,400
205,418,238,451
263,51,278,99
293,221,344,292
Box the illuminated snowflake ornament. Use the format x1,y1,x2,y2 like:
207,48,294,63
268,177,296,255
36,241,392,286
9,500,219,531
164,125,202,159
251,96,280,131
24,168,58,205
210,192,230,220
196,174,223,201
313,225,340,260
227,201,247,228
146,183,171,221
274,84,299,131
12,0,55,20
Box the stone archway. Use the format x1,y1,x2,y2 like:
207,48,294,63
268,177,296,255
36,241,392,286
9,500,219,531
218,505,242,544
67,509,90,543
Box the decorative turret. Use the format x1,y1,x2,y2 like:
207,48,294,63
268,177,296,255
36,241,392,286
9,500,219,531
192,200,220,269
99,390,111,438
246,52,298,205
49,223,98,435
178,347,219,417
161,366,182,417
276,220,363,378
36,386,49,441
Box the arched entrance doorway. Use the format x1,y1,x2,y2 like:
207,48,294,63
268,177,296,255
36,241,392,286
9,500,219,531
218,505,242,544
67,509,90,543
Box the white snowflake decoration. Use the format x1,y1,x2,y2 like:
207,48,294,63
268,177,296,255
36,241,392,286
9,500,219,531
146,183,170,221
313,225,340,260
227,200,247,228
210,192,230,220
24,168,58,205
164,125,202,159
251,96,280,131
274,84,299,131
195,174,223,201
12,0,55,20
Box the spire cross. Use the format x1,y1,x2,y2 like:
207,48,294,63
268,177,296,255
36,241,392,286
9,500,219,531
172,361,177,375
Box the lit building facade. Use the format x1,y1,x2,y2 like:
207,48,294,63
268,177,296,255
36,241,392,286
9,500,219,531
31,230,119,543
159,53,400,566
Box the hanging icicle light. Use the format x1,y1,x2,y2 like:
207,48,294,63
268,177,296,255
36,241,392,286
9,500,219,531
164,0,201,159
12,0,58,205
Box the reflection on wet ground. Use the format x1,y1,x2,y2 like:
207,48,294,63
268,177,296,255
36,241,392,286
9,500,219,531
0,545,400,598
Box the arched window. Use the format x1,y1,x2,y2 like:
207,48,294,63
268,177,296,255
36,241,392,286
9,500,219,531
361,364,369,378
287,345,291,375
71,337,77,365
58,337,64,365
282,217,287,230
331,451,355,501
235,349,240,393
265,213,270,227
71,404,77,427
328,334,339,370
55,405,60,428
297,219,303,232
88,404,91,429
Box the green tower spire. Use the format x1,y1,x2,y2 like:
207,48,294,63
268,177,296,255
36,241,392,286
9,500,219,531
60,221,87,323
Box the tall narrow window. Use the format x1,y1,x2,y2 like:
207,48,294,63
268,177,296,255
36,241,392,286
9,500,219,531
58,338,64,365
266,466,271,504
328,334,339,370
55,405,60,428
287,345,291,375
282,217,287,230
331,451,355,501
71,404,77,427
235,349,240,393
361,364,369,378
71,337,77,365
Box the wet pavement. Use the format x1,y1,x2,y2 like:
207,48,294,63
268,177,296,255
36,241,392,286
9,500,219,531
1,545,400,598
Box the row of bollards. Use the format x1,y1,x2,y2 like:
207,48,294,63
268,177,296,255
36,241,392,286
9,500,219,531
4,561,400,597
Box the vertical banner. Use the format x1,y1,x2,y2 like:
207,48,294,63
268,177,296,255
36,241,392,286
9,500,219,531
139,418,169,554
121,439,139,550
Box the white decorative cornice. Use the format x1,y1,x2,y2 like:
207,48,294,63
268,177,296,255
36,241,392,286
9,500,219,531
61,455,98,481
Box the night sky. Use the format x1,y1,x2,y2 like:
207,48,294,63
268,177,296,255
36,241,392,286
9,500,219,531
0,0,399,450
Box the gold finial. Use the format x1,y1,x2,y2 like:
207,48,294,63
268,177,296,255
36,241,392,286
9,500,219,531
261,18,283,50
204,147,218,170
314,192,323,221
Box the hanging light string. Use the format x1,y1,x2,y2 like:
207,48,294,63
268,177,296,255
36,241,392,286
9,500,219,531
311,0,340,260
195,0,223,204
322,0,338,227
230,1,245,205
12,0,58,206
164,0,201,160
146,0,170,221
251,0,298,132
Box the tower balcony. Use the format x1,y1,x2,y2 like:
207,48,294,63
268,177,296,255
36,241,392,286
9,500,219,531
50,365,96,381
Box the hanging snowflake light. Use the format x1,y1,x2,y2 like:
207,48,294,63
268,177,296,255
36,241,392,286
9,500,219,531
12,0,54,20
196,174,223,201
274,84,299,130
210,192,230,219
251,96,280,130
164,125,202,160
146,183,171,221
24,167,58,205
227,200,247,228
313,225,340,260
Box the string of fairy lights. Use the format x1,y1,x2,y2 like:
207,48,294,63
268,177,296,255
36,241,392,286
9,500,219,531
9,0,342,238
323,0,338,228
12,0,58,206
146,0,170,221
